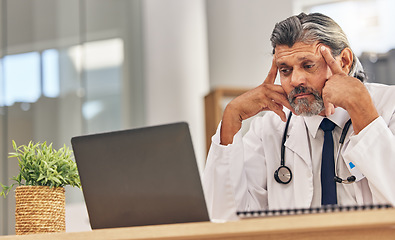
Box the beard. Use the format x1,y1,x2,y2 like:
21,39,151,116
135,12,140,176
288,86,325,116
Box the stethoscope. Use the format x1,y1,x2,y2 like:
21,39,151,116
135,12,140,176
274,112,356,184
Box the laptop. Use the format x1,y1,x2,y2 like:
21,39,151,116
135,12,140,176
71,122,210,229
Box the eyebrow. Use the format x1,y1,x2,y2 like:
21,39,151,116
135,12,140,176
277,62,289,67
277,56,316,67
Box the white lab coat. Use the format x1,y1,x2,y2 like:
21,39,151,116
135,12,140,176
202,83,395,221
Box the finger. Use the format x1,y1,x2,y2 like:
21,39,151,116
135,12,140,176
320,46,343,75
271,95,295,117
264,84,294,111
324,101,335,117
274,95,293,113
264,57,278,84
267,101,287,122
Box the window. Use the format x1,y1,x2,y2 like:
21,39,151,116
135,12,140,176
42,49,60,98
2,49,60,106
3,52,41,106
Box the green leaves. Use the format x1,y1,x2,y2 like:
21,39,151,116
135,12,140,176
0,140,81,197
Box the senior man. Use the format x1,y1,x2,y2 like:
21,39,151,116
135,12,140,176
203,12,395,221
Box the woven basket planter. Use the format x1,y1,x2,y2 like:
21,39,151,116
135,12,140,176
15,186,66,235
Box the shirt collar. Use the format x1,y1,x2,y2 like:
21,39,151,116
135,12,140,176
303,108,350,138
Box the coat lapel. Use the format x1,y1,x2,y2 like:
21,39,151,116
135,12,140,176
284,116,314,208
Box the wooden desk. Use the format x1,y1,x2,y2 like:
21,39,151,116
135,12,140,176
1,208,395,240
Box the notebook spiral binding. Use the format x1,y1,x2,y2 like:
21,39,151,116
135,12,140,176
237,204,393,218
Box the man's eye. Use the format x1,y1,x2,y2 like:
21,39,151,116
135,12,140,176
305,64,315,69
280,69,291,75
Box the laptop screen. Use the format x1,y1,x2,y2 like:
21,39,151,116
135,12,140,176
71,122,209,229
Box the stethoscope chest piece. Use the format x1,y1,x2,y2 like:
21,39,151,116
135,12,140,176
274,165,292,184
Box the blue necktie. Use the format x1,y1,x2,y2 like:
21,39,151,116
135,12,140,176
320,118,337,205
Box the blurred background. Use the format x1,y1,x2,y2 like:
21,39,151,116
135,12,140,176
1,0,394,235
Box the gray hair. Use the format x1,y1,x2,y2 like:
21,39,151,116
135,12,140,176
270,12,366,82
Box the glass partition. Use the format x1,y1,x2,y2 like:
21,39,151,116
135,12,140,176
0,0,145,235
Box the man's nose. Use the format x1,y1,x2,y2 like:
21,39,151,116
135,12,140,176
290,69,307,87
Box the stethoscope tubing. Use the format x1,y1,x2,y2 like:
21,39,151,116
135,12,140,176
277,112,355,184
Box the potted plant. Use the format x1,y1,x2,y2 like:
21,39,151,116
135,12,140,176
0,140,81,235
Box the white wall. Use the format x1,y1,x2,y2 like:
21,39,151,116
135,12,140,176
142,0,209,171
206,0,293,89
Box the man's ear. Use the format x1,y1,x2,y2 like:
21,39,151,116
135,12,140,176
339,47,353,74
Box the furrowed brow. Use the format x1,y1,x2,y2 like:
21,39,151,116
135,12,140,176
297,55,318,62
277,62,290,67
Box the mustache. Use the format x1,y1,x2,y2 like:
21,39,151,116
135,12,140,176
288,85,321,103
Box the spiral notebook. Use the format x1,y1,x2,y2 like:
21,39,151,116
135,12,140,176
237,204,393,219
